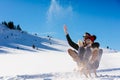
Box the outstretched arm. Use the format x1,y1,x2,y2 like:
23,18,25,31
63,24,68,35
63,25,79,50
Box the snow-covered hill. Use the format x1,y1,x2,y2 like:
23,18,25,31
0,24,120,80
0,24,69,53
0,23,118,54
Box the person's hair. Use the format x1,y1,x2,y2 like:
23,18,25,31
91,42,100,48
85,32,91,36
92,35,96,40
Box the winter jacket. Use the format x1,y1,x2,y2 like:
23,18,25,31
66,34,79,50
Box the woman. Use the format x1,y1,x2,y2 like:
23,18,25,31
63,25,96,66
63,25,102,77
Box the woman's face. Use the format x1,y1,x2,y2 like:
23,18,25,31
85,39,92,45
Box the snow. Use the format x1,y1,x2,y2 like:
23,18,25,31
0,24,120,80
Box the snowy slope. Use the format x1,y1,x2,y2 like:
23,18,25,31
0,24,69,53
0,24,120,80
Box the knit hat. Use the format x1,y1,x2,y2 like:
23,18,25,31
83,32,96,42
88,36,95,42
83,32,91,40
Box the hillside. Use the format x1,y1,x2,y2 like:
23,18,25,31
0,24,120,80
0,23,118,54
0,24,69,53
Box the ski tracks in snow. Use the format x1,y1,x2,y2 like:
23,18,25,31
0,71,120,80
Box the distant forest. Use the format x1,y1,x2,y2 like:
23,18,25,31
1,21,22,31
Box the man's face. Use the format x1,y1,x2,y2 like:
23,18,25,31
85,39,92,45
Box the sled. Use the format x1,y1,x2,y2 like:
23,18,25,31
68,48,103,78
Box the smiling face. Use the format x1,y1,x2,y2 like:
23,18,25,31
85,38,93,46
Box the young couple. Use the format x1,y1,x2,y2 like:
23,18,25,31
63,25,103,78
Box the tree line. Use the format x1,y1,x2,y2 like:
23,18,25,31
1,21,22,31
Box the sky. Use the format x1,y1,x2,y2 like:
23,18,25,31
0,0,120,50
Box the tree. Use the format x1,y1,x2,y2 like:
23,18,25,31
47,35,52,45
107,46,109,49
32,44,35,49
8,21,15,29
17,25,22,31
2,21,8,26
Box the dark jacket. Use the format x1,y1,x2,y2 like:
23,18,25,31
66,34,79,50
